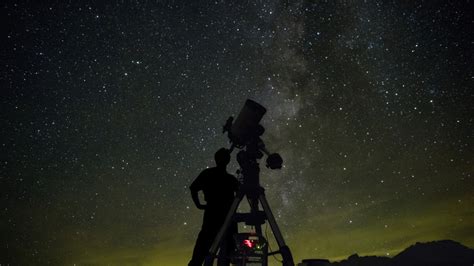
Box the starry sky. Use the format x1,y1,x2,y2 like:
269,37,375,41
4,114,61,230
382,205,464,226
1,1,473,265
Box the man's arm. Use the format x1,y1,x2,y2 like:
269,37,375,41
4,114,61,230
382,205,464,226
190,172,206,210
190,187,206,210
233,175,240,193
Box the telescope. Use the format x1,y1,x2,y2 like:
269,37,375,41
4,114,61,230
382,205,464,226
223,99,283,171
205,99,295,266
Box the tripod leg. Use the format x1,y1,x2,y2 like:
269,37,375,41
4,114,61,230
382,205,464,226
204,192,244,266
259,194,295,266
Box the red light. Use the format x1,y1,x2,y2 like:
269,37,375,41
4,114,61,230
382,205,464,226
243,239,253,248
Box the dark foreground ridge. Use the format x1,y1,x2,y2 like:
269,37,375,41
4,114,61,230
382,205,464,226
298,240,474,266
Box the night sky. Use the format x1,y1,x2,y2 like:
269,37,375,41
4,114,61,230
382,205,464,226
1,1,473,265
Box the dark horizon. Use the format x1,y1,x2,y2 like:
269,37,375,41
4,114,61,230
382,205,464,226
301,240,474,266
1,1,472,265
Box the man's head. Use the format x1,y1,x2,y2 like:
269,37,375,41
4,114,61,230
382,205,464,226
214,148,231,167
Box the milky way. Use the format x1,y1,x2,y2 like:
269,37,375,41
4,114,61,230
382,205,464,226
1,1,472,265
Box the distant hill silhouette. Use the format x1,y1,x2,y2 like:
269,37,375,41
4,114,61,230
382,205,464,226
298,240,474,266
392,240,474,266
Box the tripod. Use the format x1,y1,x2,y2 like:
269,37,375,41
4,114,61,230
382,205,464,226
204,138,295,266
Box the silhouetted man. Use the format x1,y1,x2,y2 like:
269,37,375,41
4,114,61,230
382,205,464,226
188,148,239,266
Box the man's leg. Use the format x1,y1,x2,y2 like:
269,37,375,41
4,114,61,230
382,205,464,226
189,210,221,266
188,227,214,266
